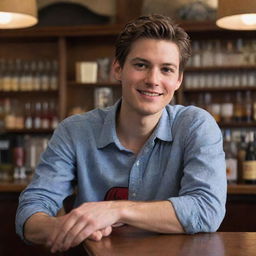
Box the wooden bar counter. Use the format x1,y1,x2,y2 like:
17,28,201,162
84,226,256,256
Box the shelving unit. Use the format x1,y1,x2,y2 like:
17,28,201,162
1,20,256,249
0,20,255,184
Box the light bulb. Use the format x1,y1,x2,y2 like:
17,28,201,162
0,12,12,24
241,14,256,26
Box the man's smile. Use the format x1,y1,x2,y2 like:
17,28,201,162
137,89,164,97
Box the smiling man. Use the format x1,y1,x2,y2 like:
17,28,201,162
16,14,226,253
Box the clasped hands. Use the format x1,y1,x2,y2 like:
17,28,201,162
47,200,124,253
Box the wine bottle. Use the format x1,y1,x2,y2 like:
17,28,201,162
224,129,237,184
243,131,256,184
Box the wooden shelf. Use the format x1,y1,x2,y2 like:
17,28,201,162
0,90,58,98
218,122,256,128
183,86,256,93
186,65,256,72
0,21,221,39
228,184,256,195
68,81,119,87
0,20,249,39
0,24,122,38
0,181,28,192
3,128,54,134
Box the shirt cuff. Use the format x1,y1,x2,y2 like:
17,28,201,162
168,197,198,234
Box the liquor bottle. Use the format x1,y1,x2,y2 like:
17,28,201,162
24,102,33,129
221,94,233,123
237,131,248,184
0,134,12,181
191,41,201,67
40,60,50,91
13,136,26,180
32,61,41,91
234,91,243,122
49,101,58,129
41,101,50,129
2,59,12,91
223,129,238,184
243,131,256,184
244,91,252,122
33,102,42,129
49,60,58,90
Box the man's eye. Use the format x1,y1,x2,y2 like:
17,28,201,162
162,67,174,73
134,63,147,69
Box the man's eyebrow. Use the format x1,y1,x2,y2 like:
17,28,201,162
131,57,178,69
131,57,149,63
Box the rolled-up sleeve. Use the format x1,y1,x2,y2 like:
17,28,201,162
168,110,227,234
15,121,76,240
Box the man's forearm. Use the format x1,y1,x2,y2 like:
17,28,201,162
119,200,184,233
24,212,57,245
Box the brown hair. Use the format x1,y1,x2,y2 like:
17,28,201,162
115,14,191,73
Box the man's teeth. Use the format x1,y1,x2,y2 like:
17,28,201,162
140,91,161,96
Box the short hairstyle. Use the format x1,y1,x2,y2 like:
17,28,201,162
115,14,191,73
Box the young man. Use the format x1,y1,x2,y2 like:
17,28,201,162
16,14,226,253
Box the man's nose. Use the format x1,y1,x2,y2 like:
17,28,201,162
144,68,160,86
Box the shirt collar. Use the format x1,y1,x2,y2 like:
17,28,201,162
97,100,123,149
97,101,174,149
153,107,173,142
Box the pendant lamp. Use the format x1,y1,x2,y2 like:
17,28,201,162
216,0,256,30
0,0,38,29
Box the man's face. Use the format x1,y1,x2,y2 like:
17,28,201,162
114,38,183,117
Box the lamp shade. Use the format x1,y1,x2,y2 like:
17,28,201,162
216,0,256,30
0,0,38,29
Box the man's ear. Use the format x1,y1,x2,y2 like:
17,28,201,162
175,72,183,91
112,60,122,82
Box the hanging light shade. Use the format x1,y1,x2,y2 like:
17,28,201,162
0,0,38,29
216,0,256,30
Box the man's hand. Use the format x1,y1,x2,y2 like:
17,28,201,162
24,200,183,253
49,201,122,253
87,226,113,241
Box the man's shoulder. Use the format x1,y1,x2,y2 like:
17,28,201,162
168,104,212,122
60,106,114,131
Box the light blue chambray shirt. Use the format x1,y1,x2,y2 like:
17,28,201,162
16,100,226,239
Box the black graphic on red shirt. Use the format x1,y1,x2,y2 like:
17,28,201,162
104,187,128,201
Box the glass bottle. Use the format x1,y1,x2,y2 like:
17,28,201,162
13,135,26,180
233,91,243,122
191,40,201,67
202,40,214,67
237,131,248,184
49,101,58,129
50,60,58,90
2,59,12,91
243,131,256,184
33,102,42,129
40,60,50,91
244,91,252,122
221,94,233,123
224,129,238,184
41,101,50,129
24,102,33,129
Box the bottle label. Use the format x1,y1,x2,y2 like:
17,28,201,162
243,161,256,180
226,158,237,182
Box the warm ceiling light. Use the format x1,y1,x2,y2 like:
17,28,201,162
216,0,256,30
0,0,38,29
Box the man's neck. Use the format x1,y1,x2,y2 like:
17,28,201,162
116,104,162,154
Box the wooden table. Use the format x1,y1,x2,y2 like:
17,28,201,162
84,226,256,256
